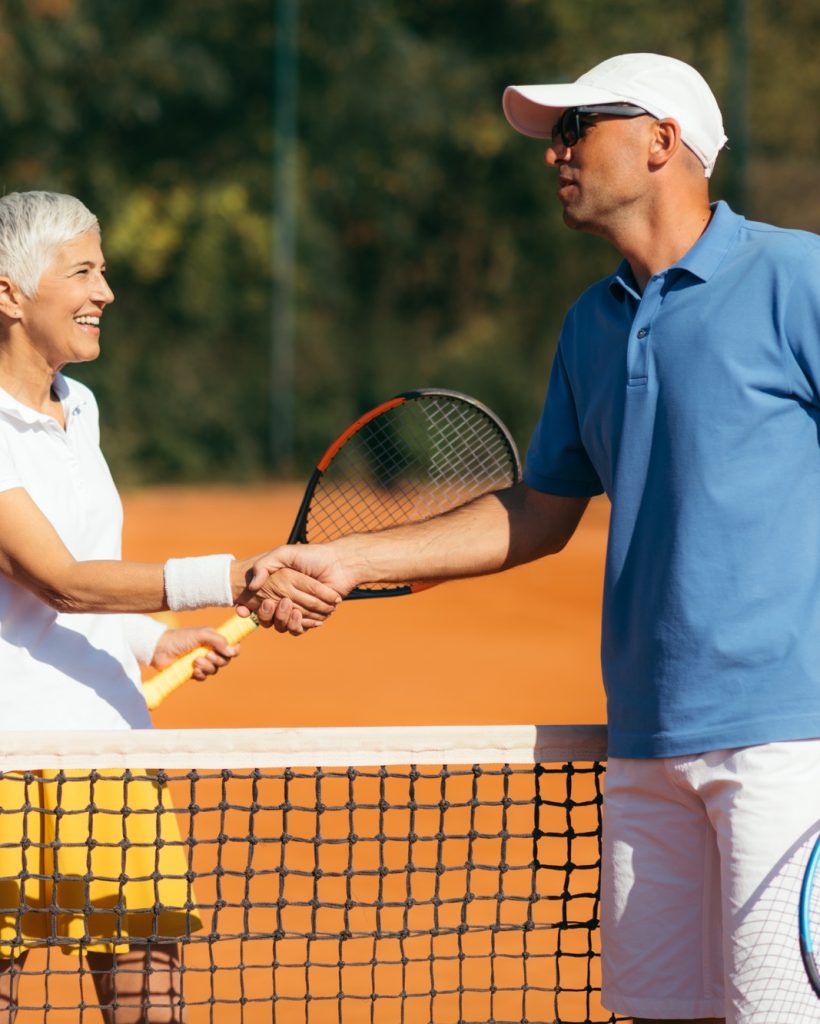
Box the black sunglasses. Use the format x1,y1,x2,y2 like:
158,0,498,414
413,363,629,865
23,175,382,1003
550,104,651,148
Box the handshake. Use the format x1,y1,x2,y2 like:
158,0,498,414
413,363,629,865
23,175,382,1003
235,538,371,636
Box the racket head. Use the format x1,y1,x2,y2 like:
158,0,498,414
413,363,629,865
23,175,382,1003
288,388,522,599
800,834,820,995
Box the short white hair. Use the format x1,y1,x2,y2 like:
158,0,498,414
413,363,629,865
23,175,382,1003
0,191,99,298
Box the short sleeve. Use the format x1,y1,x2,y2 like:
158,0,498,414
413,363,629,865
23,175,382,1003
0,430,24,495
121,614,168,665
783,246,820,407
524,344,604,497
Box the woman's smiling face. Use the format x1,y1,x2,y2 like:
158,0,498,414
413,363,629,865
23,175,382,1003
17,231,114,370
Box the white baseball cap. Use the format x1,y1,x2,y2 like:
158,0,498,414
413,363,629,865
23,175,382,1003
502,53,727,178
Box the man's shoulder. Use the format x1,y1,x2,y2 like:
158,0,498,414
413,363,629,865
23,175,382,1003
737,216,820,261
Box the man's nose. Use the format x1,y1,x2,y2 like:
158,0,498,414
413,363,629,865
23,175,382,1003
545,142,570,167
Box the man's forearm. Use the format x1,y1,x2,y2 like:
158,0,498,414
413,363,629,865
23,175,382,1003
241,485,591,609
331,490,517,585
334,484,589,585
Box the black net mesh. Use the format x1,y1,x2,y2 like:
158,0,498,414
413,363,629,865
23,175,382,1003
0,747,624,1023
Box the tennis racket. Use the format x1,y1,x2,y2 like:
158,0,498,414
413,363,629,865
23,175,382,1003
142,388,521,710
800,834,820,995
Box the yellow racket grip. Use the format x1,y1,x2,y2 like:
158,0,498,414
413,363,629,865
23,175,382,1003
142,613,260,711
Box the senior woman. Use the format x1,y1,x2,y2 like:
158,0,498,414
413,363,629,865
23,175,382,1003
0,191,338,1022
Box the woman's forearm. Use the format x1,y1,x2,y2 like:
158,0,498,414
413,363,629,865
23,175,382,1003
21,557,254,614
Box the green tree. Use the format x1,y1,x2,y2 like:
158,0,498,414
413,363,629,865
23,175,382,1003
0,0,816,481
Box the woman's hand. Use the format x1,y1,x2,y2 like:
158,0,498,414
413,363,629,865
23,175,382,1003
150,627,240,680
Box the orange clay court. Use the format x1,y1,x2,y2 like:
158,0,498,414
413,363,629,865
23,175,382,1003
127,484,610,730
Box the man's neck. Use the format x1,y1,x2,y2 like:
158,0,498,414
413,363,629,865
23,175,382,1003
606,198,713,293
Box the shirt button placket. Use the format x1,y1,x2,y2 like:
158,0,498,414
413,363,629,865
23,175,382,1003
627,324,650,384
627,277,663,385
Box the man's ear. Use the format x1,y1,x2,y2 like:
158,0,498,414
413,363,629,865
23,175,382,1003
0,277,24,321
647,118,683,170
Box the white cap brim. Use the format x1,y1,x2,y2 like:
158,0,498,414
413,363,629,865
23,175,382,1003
502,84,630,139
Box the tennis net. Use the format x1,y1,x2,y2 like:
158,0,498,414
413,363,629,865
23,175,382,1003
0,725,620,1023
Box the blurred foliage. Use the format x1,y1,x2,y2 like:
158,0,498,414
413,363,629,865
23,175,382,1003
0,0,818,481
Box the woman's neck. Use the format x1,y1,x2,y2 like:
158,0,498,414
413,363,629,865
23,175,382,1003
0,336,65,422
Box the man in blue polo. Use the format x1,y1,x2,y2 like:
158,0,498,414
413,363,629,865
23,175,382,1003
242,53,820,1024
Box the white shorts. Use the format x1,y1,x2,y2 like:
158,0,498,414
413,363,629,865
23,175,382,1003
600,740,820,1024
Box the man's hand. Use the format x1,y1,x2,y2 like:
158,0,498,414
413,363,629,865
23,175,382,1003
151,627,240,681
236,546,355,628
234,559,346,631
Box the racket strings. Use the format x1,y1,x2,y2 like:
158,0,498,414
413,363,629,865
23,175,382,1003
305,396,517,589
311,403,512,535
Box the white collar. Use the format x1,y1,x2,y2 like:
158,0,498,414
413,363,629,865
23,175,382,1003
0,373,88,427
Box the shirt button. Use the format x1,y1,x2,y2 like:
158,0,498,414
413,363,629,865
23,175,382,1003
637,327,649,339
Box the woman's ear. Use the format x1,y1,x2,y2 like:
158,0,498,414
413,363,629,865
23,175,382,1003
0,278,24,321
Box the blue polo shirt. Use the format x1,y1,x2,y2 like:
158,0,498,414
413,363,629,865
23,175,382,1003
525,201,820,757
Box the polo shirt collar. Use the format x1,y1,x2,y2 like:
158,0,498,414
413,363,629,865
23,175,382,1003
609,200,744,300
0,373,86,427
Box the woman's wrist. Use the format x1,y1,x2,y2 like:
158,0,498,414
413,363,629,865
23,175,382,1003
163,554,236,611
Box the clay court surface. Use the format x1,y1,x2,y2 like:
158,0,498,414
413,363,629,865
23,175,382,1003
124,484,610,729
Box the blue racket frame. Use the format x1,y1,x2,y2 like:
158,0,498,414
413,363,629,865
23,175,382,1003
799,833,820,996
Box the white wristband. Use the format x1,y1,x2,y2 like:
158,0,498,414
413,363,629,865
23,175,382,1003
164,554,235,611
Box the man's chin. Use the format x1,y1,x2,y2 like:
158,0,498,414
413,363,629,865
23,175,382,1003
561,207,586,231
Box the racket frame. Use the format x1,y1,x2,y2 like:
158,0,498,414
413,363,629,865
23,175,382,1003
800,832,820,995
287,388,522,599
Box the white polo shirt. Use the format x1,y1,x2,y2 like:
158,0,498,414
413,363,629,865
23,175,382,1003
0,374,161,729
